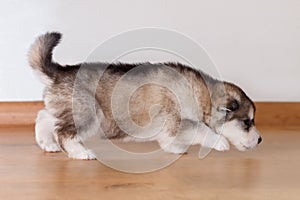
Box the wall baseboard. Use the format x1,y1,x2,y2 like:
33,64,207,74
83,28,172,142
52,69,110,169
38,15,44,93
0,101,44,127
255,102,300,127
0,101,299,127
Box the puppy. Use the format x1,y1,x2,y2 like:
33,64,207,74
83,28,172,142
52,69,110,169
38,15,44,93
29,32,262,159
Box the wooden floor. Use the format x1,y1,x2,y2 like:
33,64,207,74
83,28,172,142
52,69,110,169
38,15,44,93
1,126,300,200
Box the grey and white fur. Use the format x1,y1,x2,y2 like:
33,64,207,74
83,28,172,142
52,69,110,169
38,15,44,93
29,32,262,159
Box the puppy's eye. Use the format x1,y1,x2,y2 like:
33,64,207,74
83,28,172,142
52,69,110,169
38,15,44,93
243,119,251,127
227,99,239,112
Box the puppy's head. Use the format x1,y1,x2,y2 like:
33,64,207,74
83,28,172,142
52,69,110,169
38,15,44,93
211,82,262,151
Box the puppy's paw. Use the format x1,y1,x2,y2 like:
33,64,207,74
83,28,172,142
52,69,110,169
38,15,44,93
68,149,96,160
43,143,61,152
159,141,188,154
213,136,230,151
37,139,61,152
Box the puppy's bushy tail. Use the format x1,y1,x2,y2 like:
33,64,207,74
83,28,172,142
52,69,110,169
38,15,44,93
28,32,62,79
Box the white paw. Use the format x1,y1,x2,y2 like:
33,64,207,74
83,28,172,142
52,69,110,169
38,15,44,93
68,149,96,160
36,139,61,152
35,109,60,152
160,143,188,154
42,142,61,152
213,135,230,151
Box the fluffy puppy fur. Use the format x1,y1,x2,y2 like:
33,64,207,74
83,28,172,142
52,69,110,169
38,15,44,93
29,32,262,159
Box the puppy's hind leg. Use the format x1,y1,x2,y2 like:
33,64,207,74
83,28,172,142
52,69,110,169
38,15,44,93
56,133,96,160
54,115,97,160
35,109,61,152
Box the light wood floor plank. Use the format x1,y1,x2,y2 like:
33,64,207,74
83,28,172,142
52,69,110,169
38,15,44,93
0,126,299,200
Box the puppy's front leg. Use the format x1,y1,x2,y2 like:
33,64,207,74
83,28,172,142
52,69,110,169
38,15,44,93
176,119,230,152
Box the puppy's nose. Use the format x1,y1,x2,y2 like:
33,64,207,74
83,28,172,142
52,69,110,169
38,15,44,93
258,137,262,144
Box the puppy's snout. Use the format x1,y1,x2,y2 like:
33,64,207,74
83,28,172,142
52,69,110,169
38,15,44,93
258,137,262,144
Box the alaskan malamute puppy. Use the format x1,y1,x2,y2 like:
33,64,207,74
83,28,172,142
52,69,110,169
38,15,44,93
28,32,262,159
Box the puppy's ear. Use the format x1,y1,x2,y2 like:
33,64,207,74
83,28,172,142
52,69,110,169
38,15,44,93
218,99,239,113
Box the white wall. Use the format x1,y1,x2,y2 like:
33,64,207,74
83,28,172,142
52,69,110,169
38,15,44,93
0,0,299,101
